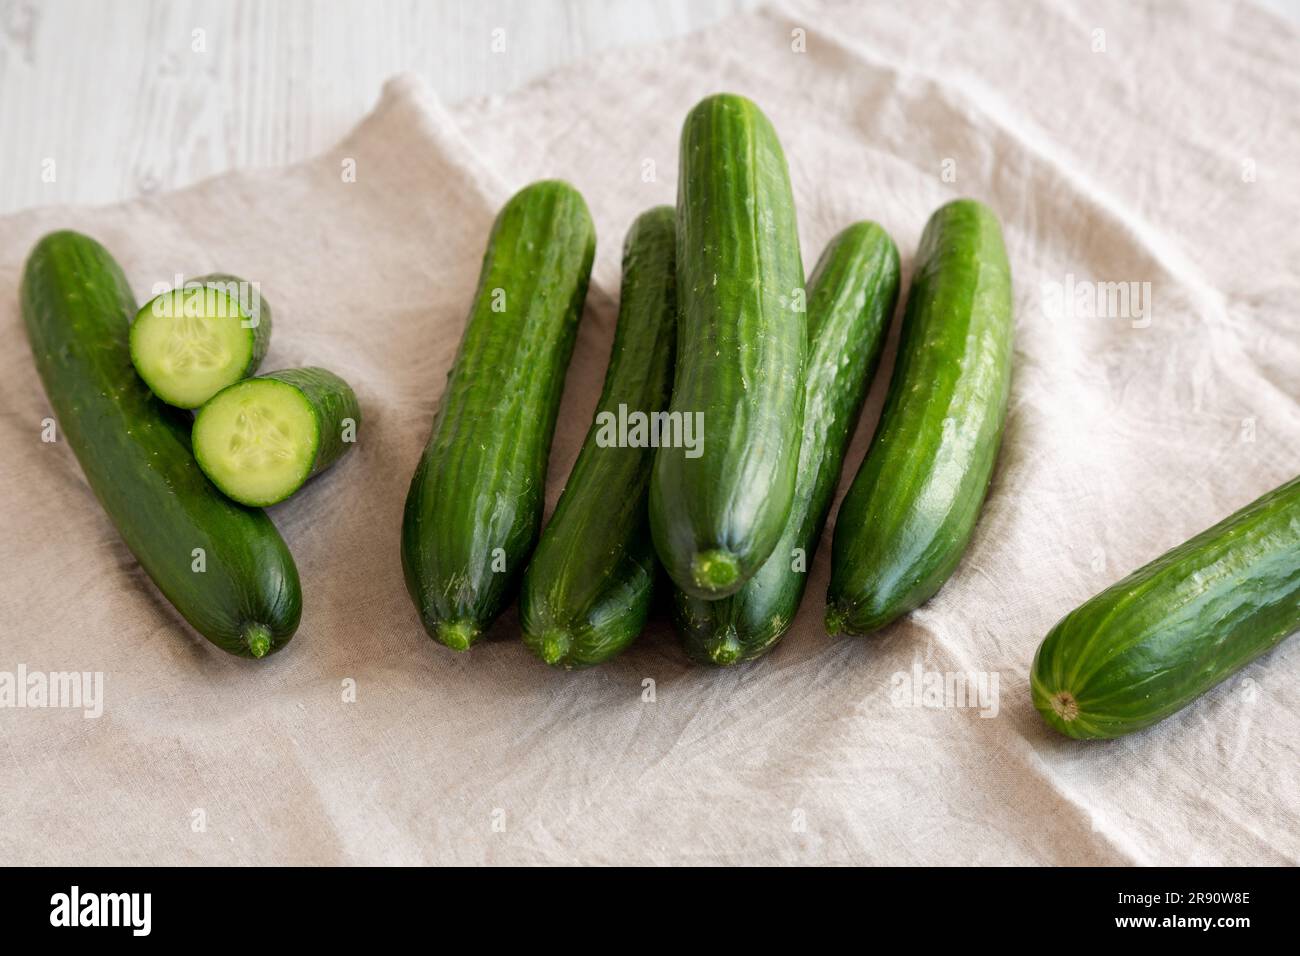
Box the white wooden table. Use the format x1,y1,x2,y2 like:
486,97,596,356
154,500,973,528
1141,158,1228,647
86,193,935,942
1,0,1296,216
0,0,758,214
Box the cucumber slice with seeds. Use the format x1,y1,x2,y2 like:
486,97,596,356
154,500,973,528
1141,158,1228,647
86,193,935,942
130,273,271,408
193,367,360,506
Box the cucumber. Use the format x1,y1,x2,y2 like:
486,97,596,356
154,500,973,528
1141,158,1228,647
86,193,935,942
22,231,301,658
401,180,596,651
193,367,361,507
519,206,677,668
130,273,271,408
674,222,900,664
826,199,1013,636
1032,477,1300,739
650,93,807,600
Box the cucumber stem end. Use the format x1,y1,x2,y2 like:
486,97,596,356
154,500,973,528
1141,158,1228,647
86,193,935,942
824,606,846,637
244,624,273,659
538,629,571,667
691,549,741,592
705,628,743,666
436,620,479,652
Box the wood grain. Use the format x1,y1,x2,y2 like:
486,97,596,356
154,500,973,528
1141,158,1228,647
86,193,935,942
0,0,759,214
4,0,1298,215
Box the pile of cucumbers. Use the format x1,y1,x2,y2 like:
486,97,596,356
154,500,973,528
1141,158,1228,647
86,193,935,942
23,92,1298,742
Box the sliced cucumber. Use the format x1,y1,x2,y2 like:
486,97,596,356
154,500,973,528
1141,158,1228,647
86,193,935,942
22,232,300,658
193,367,360,506
130,273,271,408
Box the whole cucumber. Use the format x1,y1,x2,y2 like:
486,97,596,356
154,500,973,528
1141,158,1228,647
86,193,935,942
674,222,900,664
520,206,677,668
22,231,301,658
401,180,596,650
650,93,807,600
826,199,1013,636
1032,476,1300,739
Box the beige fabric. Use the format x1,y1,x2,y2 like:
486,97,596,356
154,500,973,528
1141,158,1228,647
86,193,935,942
2,0,1298,865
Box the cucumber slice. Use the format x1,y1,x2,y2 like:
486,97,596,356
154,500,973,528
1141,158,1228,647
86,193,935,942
193,367,360,506
130,273,271,408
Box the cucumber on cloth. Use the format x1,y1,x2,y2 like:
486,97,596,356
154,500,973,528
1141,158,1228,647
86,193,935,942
650,93,808,601
131,273,272,408
520,205,677,669
21,231,301,658
674,222,900,664
1032,476,1300,739
401,180,596,651
193,367,360,507
826,199,1013,636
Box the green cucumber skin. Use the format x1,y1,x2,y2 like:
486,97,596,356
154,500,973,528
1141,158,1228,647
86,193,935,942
131,272,272,407
1032,477,1300,740
22,231,301,658
519,206,677,669
401,180,596,650
650,93,807,600
260,367,361,479
674,222,900,664
826,199,1013,636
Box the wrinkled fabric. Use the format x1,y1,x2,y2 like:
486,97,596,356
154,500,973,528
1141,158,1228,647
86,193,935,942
1,0,1297,865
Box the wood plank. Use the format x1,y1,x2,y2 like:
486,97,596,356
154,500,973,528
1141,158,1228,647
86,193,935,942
0,0,759,213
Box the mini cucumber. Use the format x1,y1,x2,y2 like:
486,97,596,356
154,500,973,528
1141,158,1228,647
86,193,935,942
193,367,360,507
1032,476,1300,740
826,199,1013,636
520,206,677,668
131,273,272,408
650,93,807,601
674,222,900,664
401,180,596,651
22,231,300,658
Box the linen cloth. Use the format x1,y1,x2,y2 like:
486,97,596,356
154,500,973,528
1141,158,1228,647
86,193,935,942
1,0,1297,865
